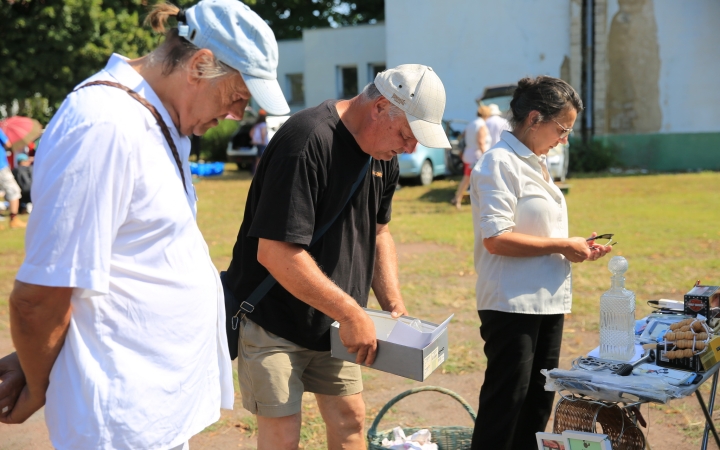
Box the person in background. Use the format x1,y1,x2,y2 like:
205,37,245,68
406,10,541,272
452,105,489,209
0,128,26,228
11,153,32,214
470,75,611,450
250,109,268,174
0,1,289,449
484,102,510,148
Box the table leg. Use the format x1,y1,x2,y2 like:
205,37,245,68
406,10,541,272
699,371,719,450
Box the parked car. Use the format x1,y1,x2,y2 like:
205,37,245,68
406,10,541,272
398,119,465,186
443,119,467,176
398,144,447,186
477,84,570,182
226,113,291,171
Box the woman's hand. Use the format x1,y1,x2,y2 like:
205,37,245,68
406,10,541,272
586,232,612,261
561,237,594,263
588,244,612,261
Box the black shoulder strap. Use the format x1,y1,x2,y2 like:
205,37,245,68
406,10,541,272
229,156,373,330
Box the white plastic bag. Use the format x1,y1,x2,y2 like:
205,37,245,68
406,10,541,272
381,426,438,450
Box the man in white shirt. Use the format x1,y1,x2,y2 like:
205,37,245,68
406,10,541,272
0,1,289,449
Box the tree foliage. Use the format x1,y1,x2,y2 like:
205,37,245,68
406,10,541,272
243,0,384,40
0,0,384,123
0,0,193,123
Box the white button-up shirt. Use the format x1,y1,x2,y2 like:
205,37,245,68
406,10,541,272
16,54,234,450
470,130,572,315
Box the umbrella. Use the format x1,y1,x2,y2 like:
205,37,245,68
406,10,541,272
0,116,43,152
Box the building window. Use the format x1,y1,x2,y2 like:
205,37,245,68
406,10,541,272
286,73,304,105
337,66,358,99
368,63,386,83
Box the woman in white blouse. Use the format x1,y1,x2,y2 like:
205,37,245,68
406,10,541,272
469,76,611,450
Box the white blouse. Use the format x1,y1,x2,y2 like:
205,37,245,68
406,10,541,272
470,130,572,315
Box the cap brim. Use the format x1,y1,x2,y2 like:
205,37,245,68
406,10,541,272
243,74,291,116
407,114,451,149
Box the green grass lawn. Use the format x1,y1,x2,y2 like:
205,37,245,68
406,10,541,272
391,172,720,319
1,168,719,448
5,170,717,314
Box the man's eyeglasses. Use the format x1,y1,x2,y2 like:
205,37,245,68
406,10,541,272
586,233,618,246
553,119,573,139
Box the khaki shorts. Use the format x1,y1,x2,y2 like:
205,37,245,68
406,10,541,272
0,167,21,202
237,316,363,418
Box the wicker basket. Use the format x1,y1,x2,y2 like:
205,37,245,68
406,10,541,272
367,386,476,450
552,396,646,450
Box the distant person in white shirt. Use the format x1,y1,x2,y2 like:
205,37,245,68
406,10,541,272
0,1,289,449
469,76,611,450
484,103,511,148
452,105,489,209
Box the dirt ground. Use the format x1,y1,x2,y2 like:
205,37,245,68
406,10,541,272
0,242,718,449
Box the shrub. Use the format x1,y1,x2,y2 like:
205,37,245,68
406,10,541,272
199,119,239,162
568,138,620,174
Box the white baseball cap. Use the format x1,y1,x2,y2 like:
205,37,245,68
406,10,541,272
181,0,290,115
374,64,451,149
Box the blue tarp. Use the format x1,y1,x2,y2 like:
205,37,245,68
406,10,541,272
190,162,224,177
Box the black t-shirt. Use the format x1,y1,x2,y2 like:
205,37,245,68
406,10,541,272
225,100,400,351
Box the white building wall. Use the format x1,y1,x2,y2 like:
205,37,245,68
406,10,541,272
302,24,386,109
275,0,719,136
276,40,305,113
595,0,720,134
385,0,572,123
649,0,720,133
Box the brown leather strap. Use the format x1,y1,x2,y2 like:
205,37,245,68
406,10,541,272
74,80,188,193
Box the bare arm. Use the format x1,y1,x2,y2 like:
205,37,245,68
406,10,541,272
3,281,73,424
484,232,611,263
257,239,378,365
477,125,489,153
371,223,407,318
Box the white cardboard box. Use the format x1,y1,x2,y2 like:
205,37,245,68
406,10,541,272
330,308,452,381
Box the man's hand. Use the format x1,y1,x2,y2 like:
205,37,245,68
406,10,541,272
0,351,45,424
388,302,408,319
0,380,45,424
338,308,378,366
0,352,26,423
8,281,72,425
257,239,381,365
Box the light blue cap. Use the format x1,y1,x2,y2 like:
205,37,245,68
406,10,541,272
182,0,290,115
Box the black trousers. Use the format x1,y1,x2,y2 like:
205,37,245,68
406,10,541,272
471,310,564,450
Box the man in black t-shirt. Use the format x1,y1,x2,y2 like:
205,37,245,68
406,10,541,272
224,64,451,449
